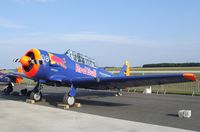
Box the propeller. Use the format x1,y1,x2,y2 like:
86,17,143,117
13,57,43,65
12,49,45,78
13,56,43,72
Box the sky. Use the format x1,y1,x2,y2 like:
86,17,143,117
0,0,200,68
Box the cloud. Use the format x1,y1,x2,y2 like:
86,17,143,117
60,33,133,44
59,32,156,45
0,18,26,29
0,32,157,46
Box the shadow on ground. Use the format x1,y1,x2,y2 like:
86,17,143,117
0,87,130,108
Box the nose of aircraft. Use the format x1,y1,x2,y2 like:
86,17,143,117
20,56,31,67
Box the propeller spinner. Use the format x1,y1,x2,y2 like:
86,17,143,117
20,56,31,67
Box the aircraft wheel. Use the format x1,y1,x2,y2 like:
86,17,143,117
3,84,13,95
63,94,75,106
115,92,122,97
30,91,42,101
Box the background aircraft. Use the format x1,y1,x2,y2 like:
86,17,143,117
0,69,22,94
13,48,197,106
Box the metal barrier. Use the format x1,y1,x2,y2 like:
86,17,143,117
127,81,200,96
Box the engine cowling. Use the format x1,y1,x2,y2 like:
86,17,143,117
20,49,41,78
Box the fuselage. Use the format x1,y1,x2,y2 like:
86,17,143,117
20,49,114,86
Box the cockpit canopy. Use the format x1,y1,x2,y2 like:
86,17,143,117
65,49,97,67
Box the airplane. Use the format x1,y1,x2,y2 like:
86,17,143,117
12,48,197,106
0,68,22,94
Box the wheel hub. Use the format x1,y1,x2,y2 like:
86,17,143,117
34,93,41,101
67,96,75,106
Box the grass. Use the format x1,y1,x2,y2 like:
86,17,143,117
133,67,200,71
106,67,200,71
20,78,36,85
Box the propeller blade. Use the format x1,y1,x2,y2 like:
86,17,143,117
13,58,20,63
13,58,43,65
30,60,43,65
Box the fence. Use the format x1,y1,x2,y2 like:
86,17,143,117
110,70,199,96
126,81,200,96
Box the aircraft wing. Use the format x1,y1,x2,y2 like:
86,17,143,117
11,72,197,89
70,74,197,89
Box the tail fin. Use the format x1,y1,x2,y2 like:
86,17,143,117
118,61,130,77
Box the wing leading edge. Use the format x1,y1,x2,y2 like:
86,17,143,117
71,73,197,90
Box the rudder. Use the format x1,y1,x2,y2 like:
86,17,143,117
118,61,130,77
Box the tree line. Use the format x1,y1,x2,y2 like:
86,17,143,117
143,63,200,68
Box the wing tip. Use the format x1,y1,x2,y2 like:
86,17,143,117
183,73,197,81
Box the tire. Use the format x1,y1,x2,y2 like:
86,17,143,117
30,91,42,101
3,84,13,95
7,87,13,94
63,94,75,106
116,92,122,96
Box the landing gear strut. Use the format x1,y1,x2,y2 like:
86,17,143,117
30,82,43,101
3,83,14,95
63,85,76,106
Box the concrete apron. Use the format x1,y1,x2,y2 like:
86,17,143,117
0,99,195,132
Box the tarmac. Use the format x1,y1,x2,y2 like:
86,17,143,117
0,85,200,132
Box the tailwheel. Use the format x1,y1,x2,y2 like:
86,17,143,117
30,91,42,101
63,94,75,106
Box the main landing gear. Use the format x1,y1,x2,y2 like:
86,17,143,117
28,82,77,106
30,82,43,102
63,85,76,106
30,82,76,106
3,83,14,95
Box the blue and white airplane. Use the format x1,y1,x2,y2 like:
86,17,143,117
13,48,197,106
